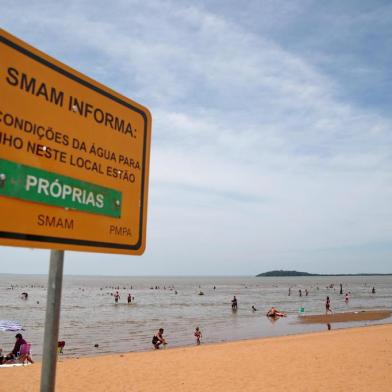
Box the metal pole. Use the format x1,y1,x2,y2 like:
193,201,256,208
40,249,64,392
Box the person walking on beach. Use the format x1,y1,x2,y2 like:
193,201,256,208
231,296,238,310
325,296,332,314
299,289,302,297
194,327,202,345
152,328,167,349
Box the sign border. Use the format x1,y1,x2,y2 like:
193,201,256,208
0,32,149,251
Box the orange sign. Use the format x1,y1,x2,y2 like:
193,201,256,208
0,29,151,255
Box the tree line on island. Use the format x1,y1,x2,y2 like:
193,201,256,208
256,270,392,277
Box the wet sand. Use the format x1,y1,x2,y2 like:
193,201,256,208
1,324,392,391
298,309,391,324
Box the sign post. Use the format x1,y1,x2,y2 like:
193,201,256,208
0,28,151,392
40,250,64,392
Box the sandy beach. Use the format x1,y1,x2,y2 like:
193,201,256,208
298,309,392,324
1,323,391,391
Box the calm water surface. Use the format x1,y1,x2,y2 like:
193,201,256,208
0,274,391,359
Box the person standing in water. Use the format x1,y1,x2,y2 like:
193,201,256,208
114,291,120,304
127,293,132,304
194,327,202,345
325,296,332,314
231,296,238,310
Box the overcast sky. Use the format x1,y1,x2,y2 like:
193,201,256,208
0,0,391,276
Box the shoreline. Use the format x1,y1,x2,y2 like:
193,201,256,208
83,320,392,359
2,310,391,362
59,318,392,360
1,324,392,391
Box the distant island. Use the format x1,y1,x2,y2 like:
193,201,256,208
256,270,392,277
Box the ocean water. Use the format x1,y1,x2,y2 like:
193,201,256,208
0,274,391,359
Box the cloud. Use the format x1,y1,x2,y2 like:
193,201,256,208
0,0,391,274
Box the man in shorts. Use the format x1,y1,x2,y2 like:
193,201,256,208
152,328,166,349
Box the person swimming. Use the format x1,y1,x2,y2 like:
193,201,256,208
266,307,286,318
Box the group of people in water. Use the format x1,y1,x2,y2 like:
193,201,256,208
113,291,135,304
145,284,381,351
130,281,379,351
151,284,380,349
231,296,286,318
3,281,379,360
148,293,289,350
151,294,289,350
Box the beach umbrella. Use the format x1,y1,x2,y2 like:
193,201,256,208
0,320,23,332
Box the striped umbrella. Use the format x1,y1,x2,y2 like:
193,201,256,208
0,320,23,332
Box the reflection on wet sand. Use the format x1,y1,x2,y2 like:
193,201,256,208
298,310,391,324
